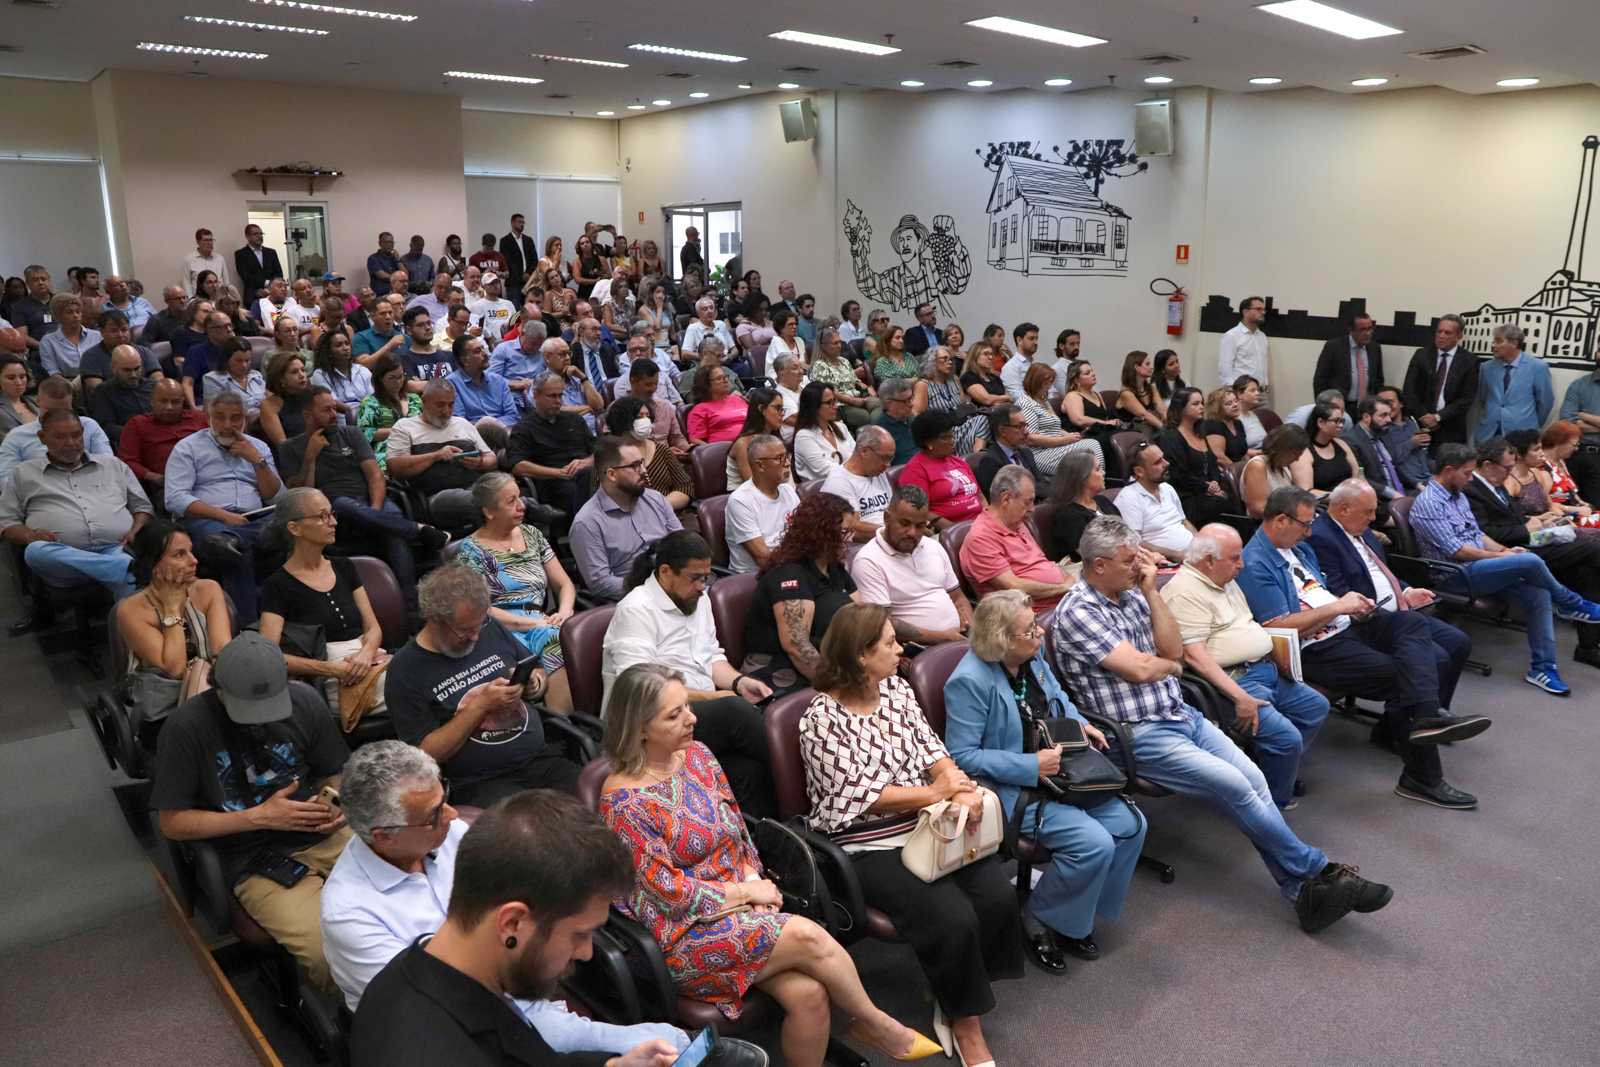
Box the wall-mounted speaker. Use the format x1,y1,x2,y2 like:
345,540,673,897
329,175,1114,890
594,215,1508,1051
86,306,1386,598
1134,99,1173,157
779,98,817,143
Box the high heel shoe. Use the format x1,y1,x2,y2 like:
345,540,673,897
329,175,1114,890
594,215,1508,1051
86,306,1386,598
846,1020,944,1061
931,1003,954,1058
955,1037,996,1067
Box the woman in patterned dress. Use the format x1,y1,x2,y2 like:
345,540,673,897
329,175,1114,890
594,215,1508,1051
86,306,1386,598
453,472,577,712
1526,422,1600,530
355,352,421,471
801,603,1025,1067
601,663,940,1067
912,346,986,456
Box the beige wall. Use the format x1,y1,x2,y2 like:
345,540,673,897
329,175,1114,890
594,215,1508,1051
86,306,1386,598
0,76,98,158
461,109,617,177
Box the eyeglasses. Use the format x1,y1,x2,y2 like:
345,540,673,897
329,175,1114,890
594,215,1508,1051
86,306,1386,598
295,510,336,525
1013,625,1042,640
373,782,452,833
677,571,713,589
441,616,487,644
615,459,647,473
1287,516,1314,533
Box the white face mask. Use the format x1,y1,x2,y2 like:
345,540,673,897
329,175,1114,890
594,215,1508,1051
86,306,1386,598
632,417,653,438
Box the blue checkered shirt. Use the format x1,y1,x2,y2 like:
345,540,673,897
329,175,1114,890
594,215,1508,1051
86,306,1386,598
1409,479,1484,561
1048,580,1187,724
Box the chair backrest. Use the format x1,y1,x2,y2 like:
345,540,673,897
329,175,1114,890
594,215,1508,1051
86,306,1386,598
708,569,759,668
427,489,478,537
939,519,977,601
1099,388,1122,413
246,335,275,364
796,478,826,504
559,604,619,715
571,463,598,515
905,639,970,738
674,403,693,441
149,341,172,360
576,755,615,811
602,376,619,406
697,493,731,568
1224,458,1250,498
690,440,732,500
349,556,408,648
1101,486,1121,505
1256,407,1282,433
1031,500,1058,560
1111,430,1150,475
764,688,820,820
886,463,906,490
1387,494,1421,557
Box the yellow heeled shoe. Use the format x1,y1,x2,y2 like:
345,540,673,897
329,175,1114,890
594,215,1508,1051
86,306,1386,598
847,1020,945,1061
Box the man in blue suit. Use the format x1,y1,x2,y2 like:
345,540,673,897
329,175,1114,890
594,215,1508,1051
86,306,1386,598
1475,324,1553,443
902,302,944,357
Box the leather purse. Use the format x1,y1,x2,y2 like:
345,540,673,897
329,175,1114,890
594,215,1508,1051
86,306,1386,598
900,788,1003,883
1026,714,1127,808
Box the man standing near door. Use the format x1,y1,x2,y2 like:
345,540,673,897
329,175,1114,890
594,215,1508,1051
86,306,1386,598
234,224,284,302
1401,314,1479,454
500,214,537,296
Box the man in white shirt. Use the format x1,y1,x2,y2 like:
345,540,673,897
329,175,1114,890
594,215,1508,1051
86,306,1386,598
680,297,736,359
725,435,798,573
1218,296,1270,403
384,380,498,494
255,277,290,328
772,351,810,442
182,228,231,297
1284,390,1353,435
999,321,1041,402
1051,328,1081,401
1116,442,1195,562
821,425,897,541
601,529,776,816
468,273,516,344
850,485,972,644
320,741,693,1055
283,279,323,334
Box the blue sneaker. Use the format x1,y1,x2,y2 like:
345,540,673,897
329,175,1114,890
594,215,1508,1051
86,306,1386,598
1525,666,1572,696
1554,599,1600,624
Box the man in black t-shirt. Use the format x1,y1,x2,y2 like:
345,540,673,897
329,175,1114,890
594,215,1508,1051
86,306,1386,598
398,305,457,392
279,387,447,611
506,371,595,515
384,566,580,806
151,633,351,989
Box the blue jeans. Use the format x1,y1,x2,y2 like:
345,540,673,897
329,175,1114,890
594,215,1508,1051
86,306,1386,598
1019,795,1146,938
1235,663,1331,808
1436,553,1585,670
24,541,134,595
182,515,272,624
1123,706,1328,900
331,496,418,610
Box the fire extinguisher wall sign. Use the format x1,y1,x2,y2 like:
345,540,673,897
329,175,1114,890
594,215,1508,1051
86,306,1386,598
1151,278,1185,337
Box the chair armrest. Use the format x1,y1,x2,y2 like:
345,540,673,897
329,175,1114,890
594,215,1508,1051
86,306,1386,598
563,922,646,1026
1179,670,1227,724
1078,708,1142,785
540,710,598,764
603,909,682,1026
565,710,606,741
1389,552,1470,594
171,837,235,935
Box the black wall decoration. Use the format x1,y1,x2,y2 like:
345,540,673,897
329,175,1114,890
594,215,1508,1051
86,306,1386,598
842,201,972,315
977,140,1146,279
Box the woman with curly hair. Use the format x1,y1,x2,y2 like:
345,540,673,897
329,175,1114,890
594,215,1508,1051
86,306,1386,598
741,492,860,694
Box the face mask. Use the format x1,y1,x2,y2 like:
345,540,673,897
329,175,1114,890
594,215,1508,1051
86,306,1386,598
632,418,653,438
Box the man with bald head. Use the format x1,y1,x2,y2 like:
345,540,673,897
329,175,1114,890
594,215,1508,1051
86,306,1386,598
101,275,156,331
138,286,191,347
0,376,113,488
89,346,159,445
118,377,210,492
78,309,164,392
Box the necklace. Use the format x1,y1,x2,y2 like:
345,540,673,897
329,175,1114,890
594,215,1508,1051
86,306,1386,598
643,752,682,783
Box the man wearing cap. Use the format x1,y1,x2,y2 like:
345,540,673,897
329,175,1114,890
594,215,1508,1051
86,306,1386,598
151,632,352,990
468,273,516,345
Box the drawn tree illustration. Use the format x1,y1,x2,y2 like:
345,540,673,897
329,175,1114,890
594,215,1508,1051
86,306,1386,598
1055,140,1148,196
976,141,1045,170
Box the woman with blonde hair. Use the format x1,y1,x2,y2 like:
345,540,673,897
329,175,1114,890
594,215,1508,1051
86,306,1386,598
1202,386,1254,465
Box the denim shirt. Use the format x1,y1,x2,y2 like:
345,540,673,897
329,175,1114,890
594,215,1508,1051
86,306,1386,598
1237,527,1326,625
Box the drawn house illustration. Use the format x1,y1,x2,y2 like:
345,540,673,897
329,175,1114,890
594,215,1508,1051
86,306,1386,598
984,154,1129,277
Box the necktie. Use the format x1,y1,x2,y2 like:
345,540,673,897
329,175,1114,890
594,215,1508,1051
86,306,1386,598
1434,353,1449,410
1375,436,1402,491
586,346,605,385
1497,362,1512,435
1354,346,1366,400
1357,537,1408,611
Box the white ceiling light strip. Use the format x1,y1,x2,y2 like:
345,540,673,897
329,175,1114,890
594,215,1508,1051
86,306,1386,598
183,15,328,34
629,43,746,63
1257,1,1401,40
248,0,417,22
767,30,899,56
137,41,269,58
530,53,629,68
964,16,1106,48
444,70,545,84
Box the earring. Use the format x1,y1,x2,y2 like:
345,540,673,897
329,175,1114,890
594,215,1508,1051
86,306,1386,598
504,936,517,949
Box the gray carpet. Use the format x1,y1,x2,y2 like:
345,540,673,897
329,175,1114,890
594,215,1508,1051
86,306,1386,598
844,614,1600,1067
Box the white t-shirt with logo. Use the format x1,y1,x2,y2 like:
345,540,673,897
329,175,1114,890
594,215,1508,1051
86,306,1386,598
1277,548,1349,646
821,468,892,527
725,480,800,573
283,300,321,330
469,297,516,344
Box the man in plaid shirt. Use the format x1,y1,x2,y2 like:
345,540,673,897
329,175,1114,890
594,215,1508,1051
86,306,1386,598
1047,514,1393,934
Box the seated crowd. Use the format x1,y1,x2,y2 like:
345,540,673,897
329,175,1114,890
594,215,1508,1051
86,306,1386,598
9,229,1600,1067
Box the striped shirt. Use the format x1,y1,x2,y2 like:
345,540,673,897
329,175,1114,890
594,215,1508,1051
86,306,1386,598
1409,479,1484,561
1048,579,1187,725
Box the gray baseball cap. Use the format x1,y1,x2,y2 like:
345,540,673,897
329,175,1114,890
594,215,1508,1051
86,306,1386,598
212,632,292,725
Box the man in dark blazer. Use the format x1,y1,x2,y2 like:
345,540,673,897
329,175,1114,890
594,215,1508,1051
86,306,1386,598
1313,314,1383,403
499,213,538,295
1401,314,1479,454
1339,396,1404,517
233,224,284,301
902,302,945,357
974,403,1041,499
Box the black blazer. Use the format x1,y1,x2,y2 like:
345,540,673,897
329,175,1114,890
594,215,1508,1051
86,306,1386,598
499,232,538,291
974,442,1039,499
1463,476,1532,547
233,245,284,300
1339,423,1395,498
903,324,945,357
1305,510,1409,601
1313,335,1384,402
1402,346,1480,449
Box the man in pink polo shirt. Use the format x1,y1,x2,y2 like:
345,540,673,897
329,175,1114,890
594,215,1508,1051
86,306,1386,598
959,464,1075,613
850,483,973,644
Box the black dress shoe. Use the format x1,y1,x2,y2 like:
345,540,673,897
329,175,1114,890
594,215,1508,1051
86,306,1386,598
520,500,563,526
1293,779,1306,797
1329,863,1394,914
1295,863,1357,933
1574,645,1600,669
1025,930,1068,975
1408,714,1491,746
1055,931,1099,960
7,609,55,637
1368,726,1398,754
708,1036,770,1067
1395,774,1478,810
416,524,451,552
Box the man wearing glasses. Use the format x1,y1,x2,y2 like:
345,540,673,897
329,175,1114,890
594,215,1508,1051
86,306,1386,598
820,424,898,542
570,436,682,601
872,377,917,464
725,434,799,573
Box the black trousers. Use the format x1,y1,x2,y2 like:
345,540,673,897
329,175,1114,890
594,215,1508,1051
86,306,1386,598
1566,447,1600,511
1179,492,1230,530
1532,539,1600,650
851,851,1023,1019
534,476,580,517
1300,611,1456,786
454,746,582,807
689,696,776,819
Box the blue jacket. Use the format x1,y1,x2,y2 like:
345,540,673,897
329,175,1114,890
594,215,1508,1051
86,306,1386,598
1237,526,1326,625
1475,351,1553,443
1304,511,1407,602
944,648,1084,818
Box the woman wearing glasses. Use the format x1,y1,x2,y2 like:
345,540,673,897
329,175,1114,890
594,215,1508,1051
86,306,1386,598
793,382,854,481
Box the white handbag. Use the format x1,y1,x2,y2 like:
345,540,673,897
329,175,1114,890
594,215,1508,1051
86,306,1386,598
900,788,1003,883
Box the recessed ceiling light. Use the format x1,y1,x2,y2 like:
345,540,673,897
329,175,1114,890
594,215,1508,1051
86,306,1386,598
964,15,1107,48
1257,1,1401,40
967,79,994,87
1497,77,1539,87
249,0,416,21
652,99,671,105
1044,78,1072,87
901,79,925,87
596,110,614,115
1144,75,1173,84
137,41,269,58
627,103,647,109
1249,76,1282,84
443,70,545,84
529,53,629,68
777,82,799,89
1350,77,1388,86
768,30,899,56
629,43,746,63
689,91,709,98
183,15,327,34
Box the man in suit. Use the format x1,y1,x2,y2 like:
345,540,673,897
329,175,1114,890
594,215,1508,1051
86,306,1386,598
903,302,944,357
1304,479,1480,806
1401,314,1479,453
568,316,620,388
1339,395,1404,511
233,223,284,302
1474,324,1553,444
1466,438,1600,668
1313,313,1383,403
499,213,537,295
973,403,1042,500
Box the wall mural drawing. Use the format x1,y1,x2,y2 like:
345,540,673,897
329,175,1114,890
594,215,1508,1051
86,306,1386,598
843,201,972,315
977,140,1146,279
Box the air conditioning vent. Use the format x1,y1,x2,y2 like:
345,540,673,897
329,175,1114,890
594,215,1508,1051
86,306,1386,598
1407,44,1486,61
544,92,573,99
1133,53,1189,65
11,0,60,9
658,71,699,79
781,66,818,74
937,59,979,70
0,44,21,51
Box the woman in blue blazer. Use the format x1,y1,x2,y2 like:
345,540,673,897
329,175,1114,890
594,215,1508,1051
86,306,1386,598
945,590,1146,961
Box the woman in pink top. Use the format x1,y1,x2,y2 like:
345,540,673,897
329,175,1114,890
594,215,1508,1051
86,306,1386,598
687,363,750,444
899,410,983,531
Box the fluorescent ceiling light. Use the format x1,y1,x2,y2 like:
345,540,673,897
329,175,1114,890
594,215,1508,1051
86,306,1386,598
689,91,709,98
529,53,628,68
443,70,544,84
629,43,746,63
1044,78,1072,87
249,0,416,21
1497,77,1539,87
768,30,899,56
183,15,327,34
1350,77,1388,86
627,103,647,109
777,82,799,89
737,83,753,88
652,99,671,105
967,79,993,87
901,79,925,87
1144,75,1173,84
964,15,1106,48
1257,1,1401,40
138,41,268,58
596,110,614,115
1249,76,1282,84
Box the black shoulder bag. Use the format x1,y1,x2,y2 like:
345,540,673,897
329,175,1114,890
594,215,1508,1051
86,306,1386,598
1014,668,1126,808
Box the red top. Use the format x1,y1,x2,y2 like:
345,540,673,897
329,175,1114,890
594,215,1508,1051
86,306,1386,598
687,395,749,443
468,249,508,274
959,507,1066,611
118,409,209,481
900,452,982,523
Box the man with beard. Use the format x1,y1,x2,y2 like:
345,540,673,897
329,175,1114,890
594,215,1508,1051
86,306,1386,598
506,370,595,516
384,567,580,807
385,379,497,495
89,346,159,446
78,309,164,392
570,436,681,601
396,306,458,392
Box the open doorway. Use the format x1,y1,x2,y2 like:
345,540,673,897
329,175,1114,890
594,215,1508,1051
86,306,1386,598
246,202,331,284
665,203,740,283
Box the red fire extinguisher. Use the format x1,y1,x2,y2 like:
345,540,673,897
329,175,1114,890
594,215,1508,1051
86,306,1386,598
1152,278,1185,336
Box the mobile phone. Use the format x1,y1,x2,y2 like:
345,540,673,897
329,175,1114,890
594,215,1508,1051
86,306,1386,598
1374,594,1393,609
453,449,481,460
509,654,540,689
248,850,310,888
673,1027,718,1067
318,785,342,811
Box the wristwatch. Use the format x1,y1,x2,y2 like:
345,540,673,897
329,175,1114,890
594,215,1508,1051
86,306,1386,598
252,457,269,469
159,613,183,629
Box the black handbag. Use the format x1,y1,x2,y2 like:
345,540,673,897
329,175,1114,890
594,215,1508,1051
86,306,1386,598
1018,690,1127,807
744,816,842,930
